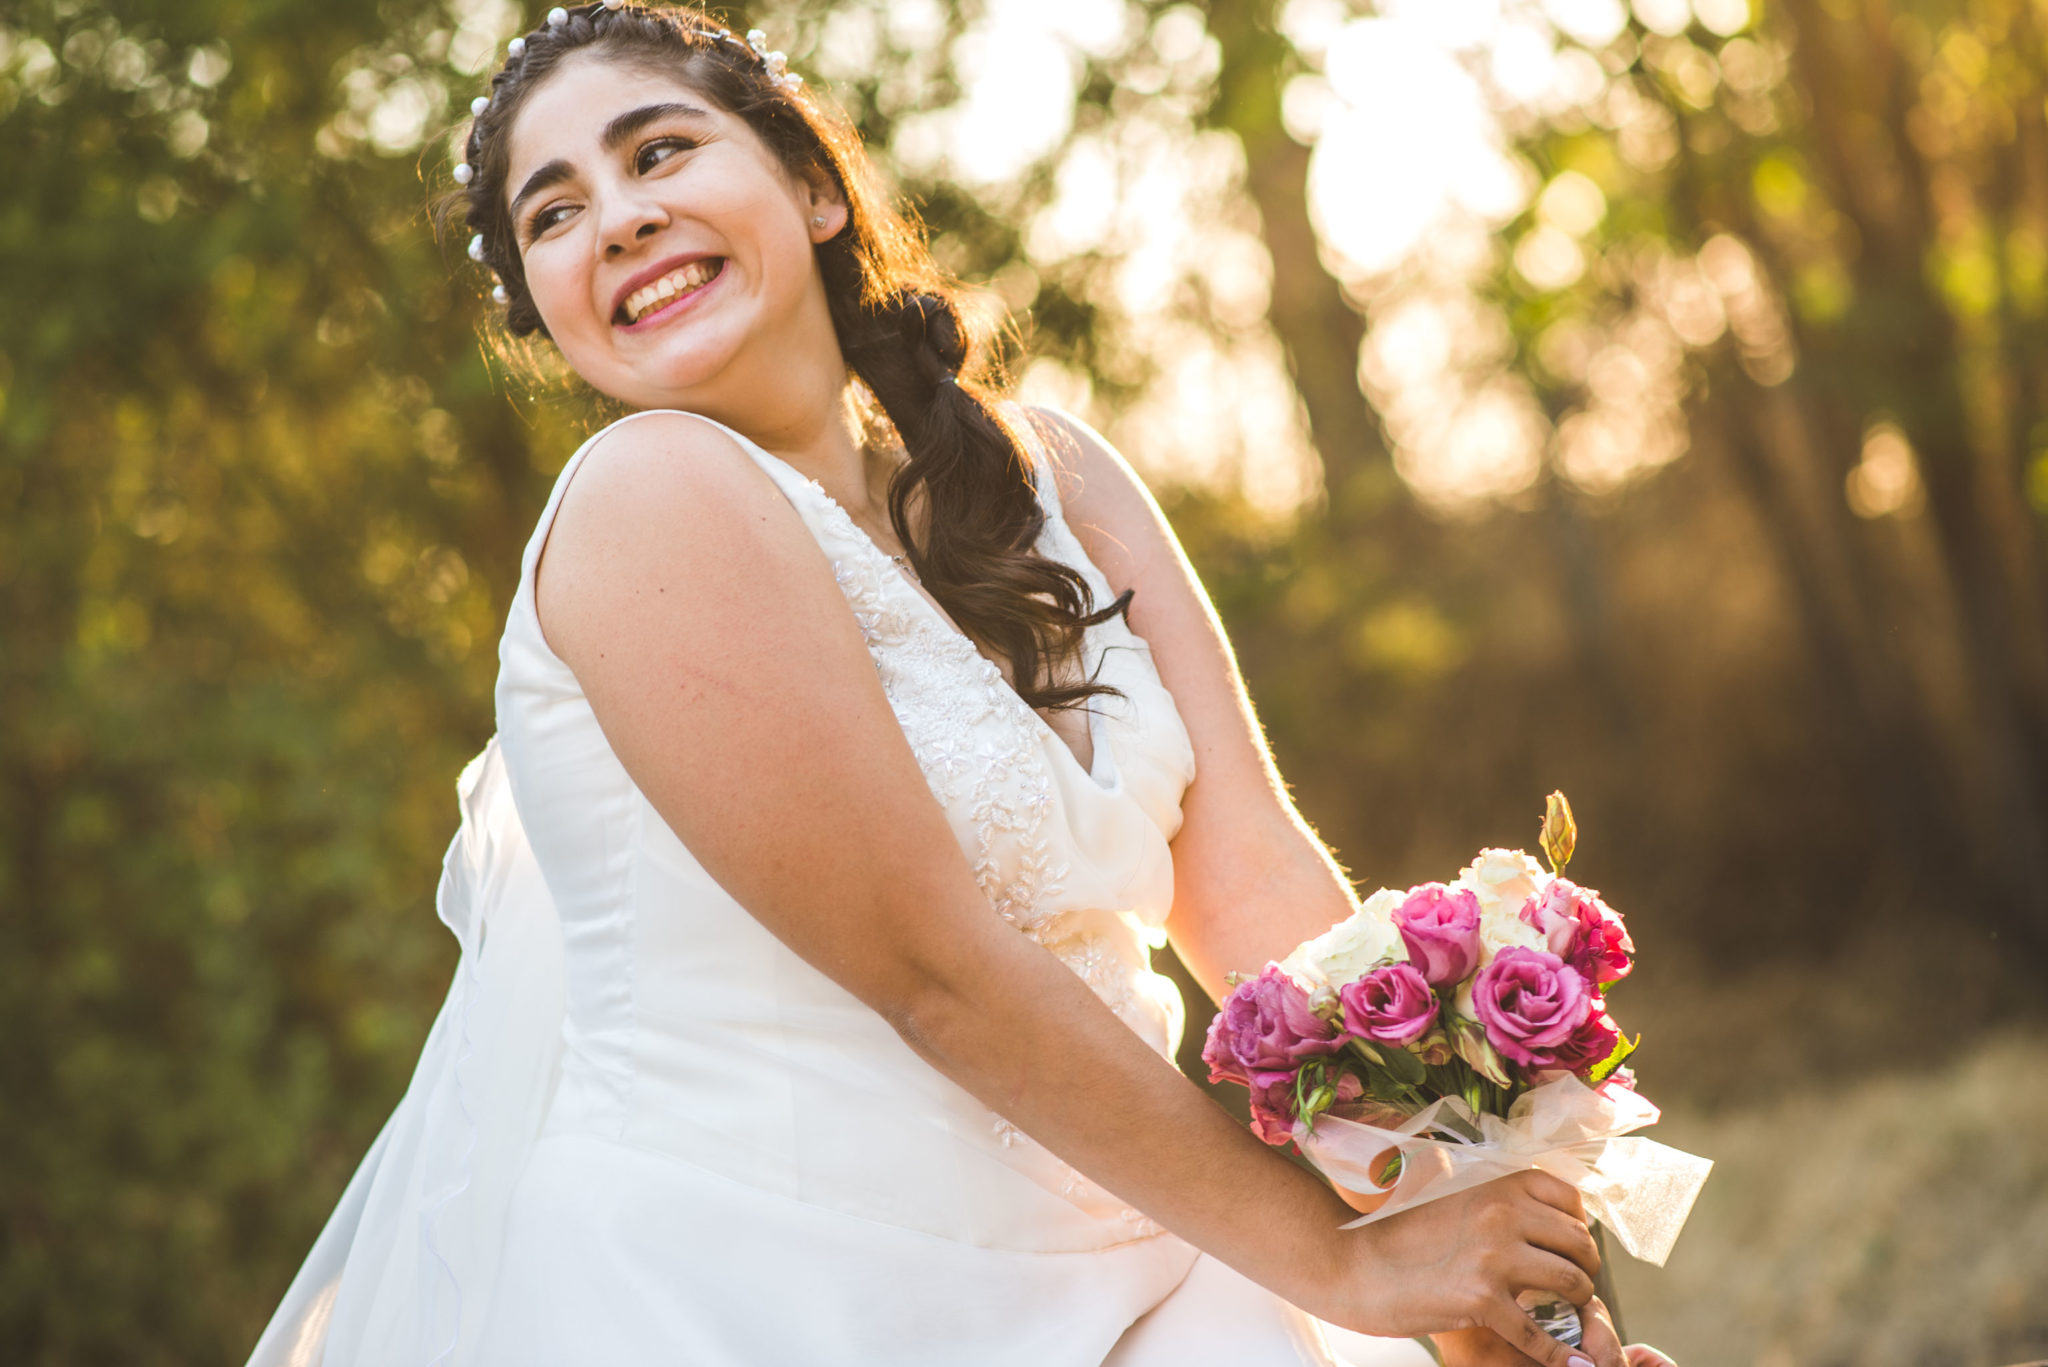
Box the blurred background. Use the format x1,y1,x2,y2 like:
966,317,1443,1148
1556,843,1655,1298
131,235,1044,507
4,0,2047,1361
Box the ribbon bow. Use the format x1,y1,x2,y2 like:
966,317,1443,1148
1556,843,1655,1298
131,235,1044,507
1298,1074,1712,1266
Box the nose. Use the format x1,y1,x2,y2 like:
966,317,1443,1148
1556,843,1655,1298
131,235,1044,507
598,183,668,259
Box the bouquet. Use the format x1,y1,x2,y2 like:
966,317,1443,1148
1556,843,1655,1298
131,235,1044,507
1202,794,1711,1345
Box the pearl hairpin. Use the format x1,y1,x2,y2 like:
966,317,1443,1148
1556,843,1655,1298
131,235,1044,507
745,27,803,93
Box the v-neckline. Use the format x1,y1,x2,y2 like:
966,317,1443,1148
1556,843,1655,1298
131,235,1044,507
808,480,1113,789
697,416,1118,791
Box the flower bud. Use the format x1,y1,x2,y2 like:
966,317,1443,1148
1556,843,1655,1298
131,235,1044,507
1451,1015,1513,1088
1541,790,1577,873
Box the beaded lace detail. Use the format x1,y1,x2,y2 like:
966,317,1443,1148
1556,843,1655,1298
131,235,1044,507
810,490,1074,937
798,474,1162,1234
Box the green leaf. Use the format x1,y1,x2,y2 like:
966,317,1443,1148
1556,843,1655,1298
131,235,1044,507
1381,1042,1427,1086
1587,1031,1640,1085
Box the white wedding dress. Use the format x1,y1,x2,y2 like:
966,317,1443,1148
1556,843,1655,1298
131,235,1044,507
243,405,1431,1367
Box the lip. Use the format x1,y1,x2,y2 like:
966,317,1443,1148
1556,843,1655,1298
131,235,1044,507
608,250,725,325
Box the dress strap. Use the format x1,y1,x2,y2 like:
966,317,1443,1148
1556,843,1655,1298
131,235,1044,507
1003,401,1071,525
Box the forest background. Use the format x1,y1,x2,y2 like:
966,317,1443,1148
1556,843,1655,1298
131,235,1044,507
4,0,2047,1362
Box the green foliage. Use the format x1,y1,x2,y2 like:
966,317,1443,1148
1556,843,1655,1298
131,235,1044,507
0,0,586,1356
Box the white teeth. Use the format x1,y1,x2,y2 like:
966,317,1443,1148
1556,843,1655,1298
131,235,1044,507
623,260,720,323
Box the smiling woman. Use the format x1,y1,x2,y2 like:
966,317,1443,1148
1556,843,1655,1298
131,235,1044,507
241,6,1645,1367
446,8,1132,719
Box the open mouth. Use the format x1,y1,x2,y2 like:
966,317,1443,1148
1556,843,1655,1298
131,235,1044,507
616,257,726,326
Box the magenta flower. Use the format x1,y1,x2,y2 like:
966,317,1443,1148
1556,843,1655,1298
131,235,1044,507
1201,965,1342,1090
1245,1074,1299,1146
1469,947,1596,1068
1520,880,1634,986
1392,883,1482,987
1244,1058,1365,1148
1548,1005,1623,1076
1338,963,1440,1047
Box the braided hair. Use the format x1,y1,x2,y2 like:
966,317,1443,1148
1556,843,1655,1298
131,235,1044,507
450,2,1129,713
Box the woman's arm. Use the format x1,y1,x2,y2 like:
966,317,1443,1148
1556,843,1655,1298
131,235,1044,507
1033,408,1370,1001
533,411,1604,1366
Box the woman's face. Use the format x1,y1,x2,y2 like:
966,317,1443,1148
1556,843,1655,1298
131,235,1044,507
500,52,848,411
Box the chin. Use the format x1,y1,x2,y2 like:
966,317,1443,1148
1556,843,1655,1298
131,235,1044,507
584,332,751,411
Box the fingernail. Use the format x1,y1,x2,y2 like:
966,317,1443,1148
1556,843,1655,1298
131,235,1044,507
1568,1357,1595,1367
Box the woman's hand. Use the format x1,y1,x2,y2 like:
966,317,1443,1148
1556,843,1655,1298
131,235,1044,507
1306,1171,1605,1367
1431,1296,1678,1367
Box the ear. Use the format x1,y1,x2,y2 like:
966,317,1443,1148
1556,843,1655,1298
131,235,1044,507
797,163,849,241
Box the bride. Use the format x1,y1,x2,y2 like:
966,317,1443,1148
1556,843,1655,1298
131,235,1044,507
245,5,1672,1366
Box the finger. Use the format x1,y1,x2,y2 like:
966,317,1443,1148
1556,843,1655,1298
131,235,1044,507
1522,1205,1602,1282
1504,1246,1597,1309
1624,1346,1678,1367
1480,1297,1595,1367
1576,1296,1627,1367
1510,1170,1588,1223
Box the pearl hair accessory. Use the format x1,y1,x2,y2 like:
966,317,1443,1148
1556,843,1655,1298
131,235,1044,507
746,28,804,93
453,162,474,184
492,284,510,305
467,234,486,262
546,7,567,28
507,36,525,58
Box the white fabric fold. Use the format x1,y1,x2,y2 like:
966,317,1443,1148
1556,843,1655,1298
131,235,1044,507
244,736,566,1367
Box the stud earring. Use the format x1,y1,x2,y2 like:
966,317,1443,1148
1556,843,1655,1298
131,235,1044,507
812,214,827,227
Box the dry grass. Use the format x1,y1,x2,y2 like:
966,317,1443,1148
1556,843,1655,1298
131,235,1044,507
1609,1026,2048,1366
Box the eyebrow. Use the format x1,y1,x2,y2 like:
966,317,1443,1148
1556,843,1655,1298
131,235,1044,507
509,101,714,220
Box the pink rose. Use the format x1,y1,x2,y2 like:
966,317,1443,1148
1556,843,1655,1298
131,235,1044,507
1548,1005,1623,1076
1338,963,1440,1047
1520,880,1634,986
1246,1064,1365,1148
1201,966,1342,1089
1469,947,1596,1069
1245,1075,1299,1146
1393,883,1482,987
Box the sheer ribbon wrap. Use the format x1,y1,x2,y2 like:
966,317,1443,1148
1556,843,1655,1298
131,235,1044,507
1297,1076,1712,1267
244,737,565,1367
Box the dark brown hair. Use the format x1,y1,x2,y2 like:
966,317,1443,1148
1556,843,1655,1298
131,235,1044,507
450,2,1128,712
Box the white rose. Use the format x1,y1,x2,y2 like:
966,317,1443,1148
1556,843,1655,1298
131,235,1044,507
1456,849,1552,962
1281,888,1408,988
1477,904,1548,959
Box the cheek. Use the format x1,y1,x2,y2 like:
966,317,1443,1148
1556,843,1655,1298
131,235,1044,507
717,177,815,281
521,243,599,338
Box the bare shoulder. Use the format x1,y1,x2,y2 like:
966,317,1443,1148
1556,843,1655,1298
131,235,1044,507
544,411,793,561
535,410,822,666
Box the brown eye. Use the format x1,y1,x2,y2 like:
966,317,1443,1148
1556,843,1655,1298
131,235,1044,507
524,203,577,243
636,137,695,174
